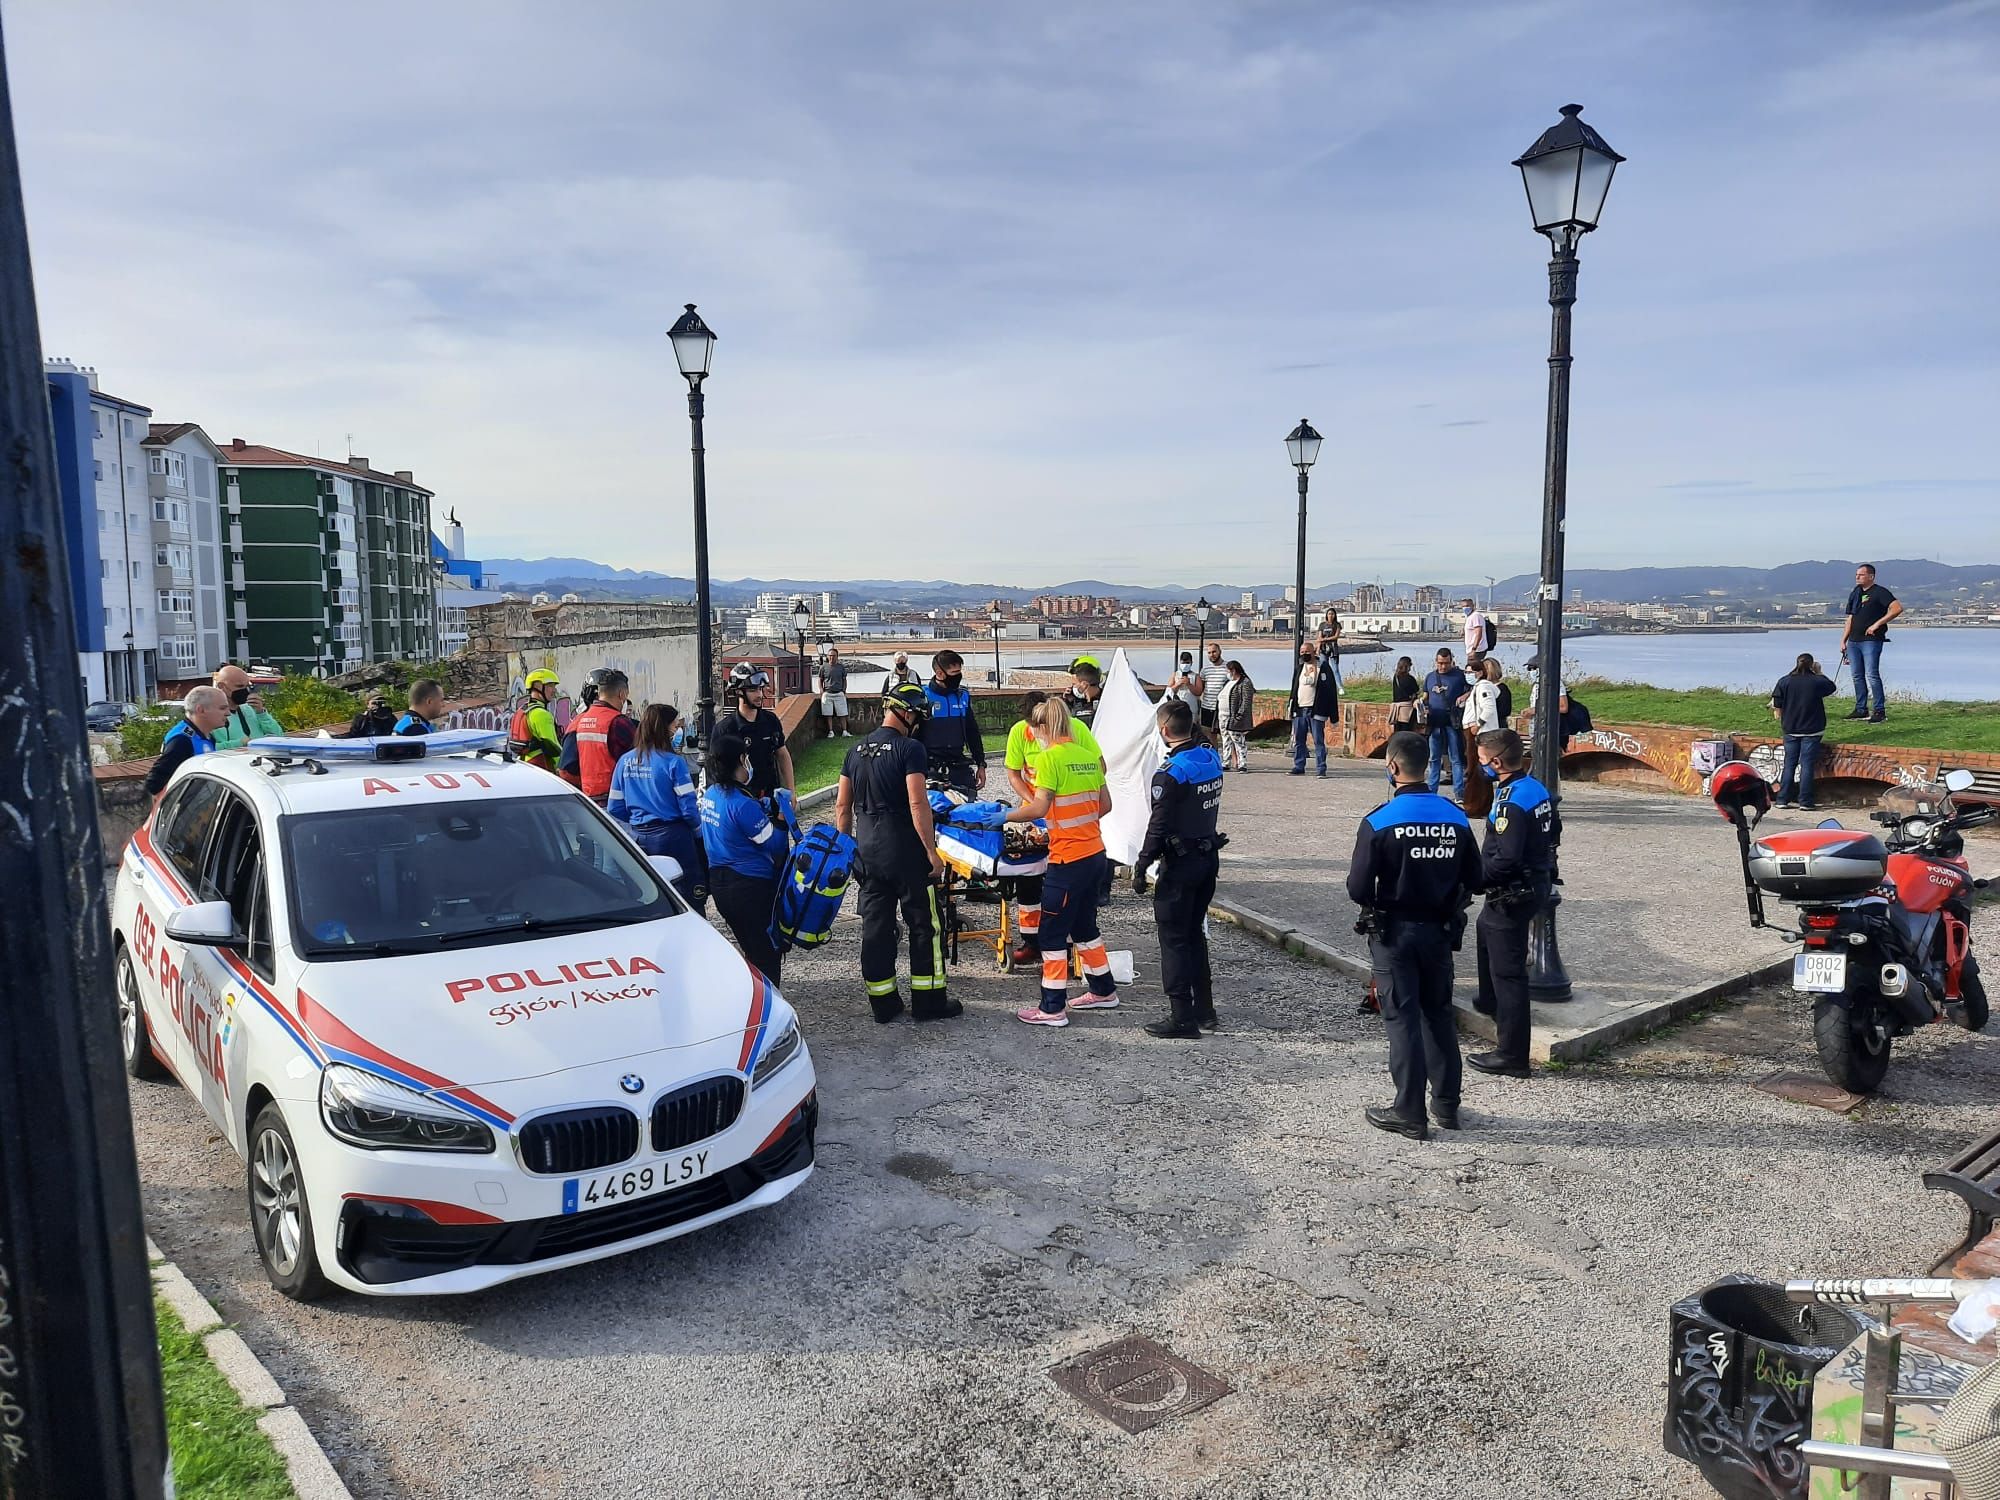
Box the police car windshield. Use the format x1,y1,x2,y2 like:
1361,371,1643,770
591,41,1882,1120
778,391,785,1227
282,794,672,960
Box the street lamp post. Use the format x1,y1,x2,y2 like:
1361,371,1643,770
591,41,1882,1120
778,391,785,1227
1512,102,1624,1003
312,631,324,681
669,303,719,747
792,599,811,696
1195,595,1211,668
988,605,1004,689
1284,420,1322,714
1170,610,1185,672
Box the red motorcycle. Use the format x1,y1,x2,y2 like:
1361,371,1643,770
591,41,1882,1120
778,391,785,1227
1712,764,1991,1093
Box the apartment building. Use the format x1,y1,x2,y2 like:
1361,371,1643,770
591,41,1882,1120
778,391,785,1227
141,423,227,683
217,440,436,673
44,360,159,702
431,510,492,657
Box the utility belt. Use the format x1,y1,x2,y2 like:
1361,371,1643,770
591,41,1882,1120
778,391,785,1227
1359,902,1473,952
1487,873,1551,911
1164,833,1227,861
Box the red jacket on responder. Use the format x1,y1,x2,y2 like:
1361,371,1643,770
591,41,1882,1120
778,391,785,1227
561,702,636,802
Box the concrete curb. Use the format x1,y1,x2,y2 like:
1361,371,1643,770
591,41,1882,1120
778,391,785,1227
148,1250,353,1499
797,783,838,814
1209,893,1799,1063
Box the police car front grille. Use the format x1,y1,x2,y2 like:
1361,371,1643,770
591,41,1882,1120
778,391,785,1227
517,1106,640,1175
650,1076,745,1153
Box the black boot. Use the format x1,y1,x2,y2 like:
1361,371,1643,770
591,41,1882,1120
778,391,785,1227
1197,1007,1219,1031
912,993,963,1022
869,991,905,1024
1431,1102,1462,1130
1145,1012,1202,1039
1364,1106,1427,1141
1467,1050,1530,1078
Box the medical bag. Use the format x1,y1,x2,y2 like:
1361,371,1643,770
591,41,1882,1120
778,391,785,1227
769,822,856,954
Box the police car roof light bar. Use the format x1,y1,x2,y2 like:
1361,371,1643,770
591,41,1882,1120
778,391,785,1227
245,729,510,765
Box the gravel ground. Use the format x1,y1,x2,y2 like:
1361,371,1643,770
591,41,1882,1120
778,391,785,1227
131,896,2000,1499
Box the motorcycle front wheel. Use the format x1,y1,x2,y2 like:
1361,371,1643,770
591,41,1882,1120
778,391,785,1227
1959,962,1988,1032
1812,997,1891,1094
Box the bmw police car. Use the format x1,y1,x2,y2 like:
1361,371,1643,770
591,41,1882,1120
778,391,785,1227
112,729,816,1298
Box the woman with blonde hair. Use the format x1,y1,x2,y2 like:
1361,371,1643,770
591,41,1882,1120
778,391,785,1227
1005,695,1118,1027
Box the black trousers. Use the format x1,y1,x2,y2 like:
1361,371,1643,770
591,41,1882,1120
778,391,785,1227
710,867,783,985
1154,849,1219,1023
1476,901,1534,1067
1370,919,1460,1121
855,856,947,1010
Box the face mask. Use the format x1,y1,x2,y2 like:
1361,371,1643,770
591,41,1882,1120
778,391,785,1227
671,726,685,750
229,687,250,705
943,673,962,691
1385,766,1397,787
1482,764,1500,781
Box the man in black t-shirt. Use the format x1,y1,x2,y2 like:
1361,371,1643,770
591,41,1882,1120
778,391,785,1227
836,683,956,1025
1769,654,1838,809
716,665,794,796
1838,562,1902,723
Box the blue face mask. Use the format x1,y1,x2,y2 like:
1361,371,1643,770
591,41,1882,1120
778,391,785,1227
671,726,686,750
1385,766,1397,786
1481,763,1500,780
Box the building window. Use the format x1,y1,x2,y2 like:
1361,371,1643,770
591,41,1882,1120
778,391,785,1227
132,560,142,579
92,411,104,437
93,460,104,482
124,418,138,439
153,499,166,521
149,453,165,475
134,608,145,625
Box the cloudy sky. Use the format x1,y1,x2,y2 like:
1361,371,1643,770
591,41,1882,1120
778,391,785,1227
10,1,1997,589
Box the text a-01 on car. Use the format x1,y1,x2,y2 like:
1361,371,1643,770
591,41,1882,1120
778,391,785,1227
111,729,817,1299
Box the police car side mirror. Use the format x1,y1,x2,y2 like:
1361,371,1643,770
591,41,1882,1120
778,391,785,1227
647,855,685,885
164,900,243,948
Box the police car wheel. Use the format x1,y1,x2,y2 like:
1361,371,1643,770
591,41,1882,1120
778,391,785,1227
117,943,169,1082
247,1105,332,1301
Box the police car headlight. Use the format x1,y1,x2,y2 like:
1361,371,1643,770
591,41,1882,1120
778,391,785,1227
751,1015,802,1090
319,1063,495,1153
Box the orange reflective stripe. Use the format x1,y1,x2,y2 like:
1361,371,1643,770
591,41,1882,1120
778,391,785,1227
1017,907,1041,930
1040,956,1069,984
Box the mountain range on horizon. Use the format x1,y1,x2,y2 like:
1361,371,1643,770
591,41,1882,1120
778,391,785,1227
478,557,2000,611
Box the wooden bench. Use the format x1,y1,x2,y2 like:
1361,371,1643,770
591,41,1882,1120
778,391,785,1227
1942,764,2000,806
1922,1126,2000,1272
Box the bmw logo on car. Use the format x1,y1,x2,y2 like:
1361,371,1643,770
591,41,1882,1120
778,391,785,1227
620,1074,645,1095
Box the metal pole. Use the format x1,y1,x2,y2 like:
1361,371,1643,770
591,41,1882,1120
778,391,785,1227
688,381,714,749
1528,246,1577,1000
0,12,170,1491
991,625,1002,691
1290,469,1308,714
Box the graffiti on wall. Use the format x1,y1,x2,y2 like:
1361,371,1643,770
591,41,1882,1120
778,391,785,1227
1566,727,1705,795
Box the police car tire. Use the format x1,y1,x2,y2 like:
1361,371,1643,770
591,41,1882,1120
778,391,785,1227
117,943,169,1082
1811,999,1890,1096
247,1105,332,1301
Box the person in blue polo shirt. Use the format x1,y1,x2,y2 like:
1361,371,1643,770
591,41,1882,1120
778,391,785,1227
144,685,232,804
609,703,707,911
394,679,444,735
700,735,792,983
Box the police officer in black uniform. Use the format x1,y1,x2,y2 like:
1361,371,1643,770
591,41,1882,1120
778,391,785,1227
836,683,960,1025
1132,699,1227,1040
918,650,988,795
1469,727,1555,1078
1346,730,1484,1139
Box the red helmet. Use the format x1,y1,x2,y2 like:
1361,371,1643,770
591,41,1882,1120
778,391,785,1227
1710,760,1772,826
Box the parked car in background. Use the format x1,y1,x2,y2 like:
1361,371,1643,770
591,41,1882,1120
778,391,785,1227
85,700,138,732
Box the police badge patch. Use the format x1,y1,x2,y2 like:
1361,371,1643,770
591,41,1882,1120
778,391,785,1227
1151,783,1165,800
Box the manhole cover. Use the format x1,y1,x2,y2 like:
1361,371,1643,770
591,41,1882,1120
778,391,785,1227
1756,1072,1868,1113
1049,1335,1231,1435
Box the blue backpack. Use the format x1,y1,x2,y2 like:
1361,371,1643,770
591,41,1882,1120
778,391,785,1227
769,823,856,953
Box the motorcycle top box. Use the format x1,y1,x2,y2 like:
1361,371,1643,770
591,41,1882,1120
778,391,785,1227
1747,828,1888,901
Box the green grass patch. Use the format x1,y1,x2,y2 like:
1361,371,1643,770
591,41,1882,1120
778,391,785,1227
1564,678,2000,753
156,1295,294,1499
792,735,851,795
1339,673,1999,752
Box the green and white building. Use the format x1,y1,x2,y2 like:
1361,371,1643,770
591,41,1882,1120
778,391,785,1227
218,439,436,673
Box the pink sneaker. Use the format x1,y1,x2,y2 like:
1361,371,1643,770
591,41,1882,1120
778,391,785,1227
1069,992,1120,1011
1017,1005,1069,1026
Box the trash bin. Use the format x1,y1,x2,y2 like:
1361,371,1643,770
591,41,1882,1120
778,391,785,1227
1664,1274,1870,1500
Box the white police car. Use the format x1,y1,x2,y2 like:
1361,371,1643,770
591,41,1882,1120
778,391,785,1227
112,730,815,1298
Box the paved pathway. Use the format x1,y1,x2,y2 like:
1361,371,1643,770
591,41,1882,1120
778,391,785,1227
1208,747,2000,1059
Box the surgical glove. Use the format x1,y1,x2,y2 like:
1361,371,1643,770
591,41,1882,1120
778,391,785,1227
1132,864,1151,897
